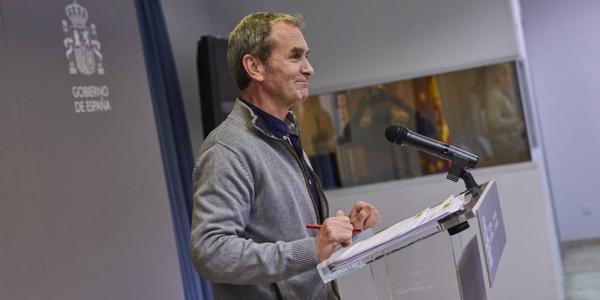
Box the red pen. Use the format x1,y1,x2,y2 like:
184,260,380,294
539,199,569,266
306,224,362,233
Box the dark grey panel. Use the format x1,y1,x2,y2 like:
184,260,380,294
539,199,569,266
0,0,29,202
0,3,45,298
1,0,183,299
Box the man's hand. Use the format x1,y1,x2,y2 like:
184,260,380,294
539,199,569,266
315,210,353,262
349,201,381,230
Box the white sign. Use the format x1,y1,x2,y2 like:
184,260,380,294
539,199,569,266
61,1,112,114
62,1,104,76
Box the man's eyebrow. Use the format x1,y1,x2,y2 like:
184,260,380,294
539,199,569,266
289,47,310,56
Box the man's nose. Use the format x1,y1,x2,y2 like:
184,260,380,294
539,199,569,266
302,58,315,76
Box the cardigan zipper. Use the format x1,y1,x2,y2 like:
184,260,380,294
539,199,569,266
281,138,322,224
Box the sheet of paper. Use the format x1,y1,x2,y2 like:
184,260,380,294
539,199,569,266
319,194,464,274
337,207,430,261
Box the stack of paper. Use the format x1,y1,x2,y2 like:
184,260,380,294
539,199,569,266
318,195,464,282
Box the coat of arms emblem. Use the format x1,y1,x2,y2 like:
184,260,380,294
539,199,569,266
61,1,104,75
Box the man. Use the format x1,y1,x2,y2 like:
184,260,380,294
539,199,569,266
191,12,381,300
485,64,527,163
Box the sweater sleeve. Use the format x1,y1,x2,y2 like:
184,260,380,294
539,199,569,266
190,143,319,284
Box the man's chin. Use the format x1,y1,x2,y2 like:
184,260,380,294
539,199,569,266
296,90,310,101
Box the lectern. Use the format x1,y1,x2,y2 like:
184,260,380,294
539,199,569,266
318,181,506,300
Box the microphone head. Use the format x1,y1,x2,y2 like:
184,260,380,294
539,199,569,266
385,125,409,145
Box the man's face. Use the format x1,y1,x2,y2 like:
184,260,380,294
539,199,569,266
261,22,315,107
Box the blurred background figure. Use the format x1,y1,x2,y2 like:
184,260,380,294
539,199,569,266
294,96,340,188
339,86,396,184
485,64,528,163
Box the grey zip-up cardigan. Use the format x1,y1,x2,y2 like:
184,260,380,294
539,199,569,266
191,99,338,299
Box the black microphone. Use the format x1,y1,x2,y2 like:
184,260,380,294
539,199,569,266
385,125,478,169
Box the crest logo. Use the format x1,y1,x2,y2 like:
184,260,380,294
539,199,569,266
61,1,104,75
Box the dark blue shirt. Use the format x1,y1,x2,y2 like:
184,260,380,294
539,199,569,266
240,98,323,219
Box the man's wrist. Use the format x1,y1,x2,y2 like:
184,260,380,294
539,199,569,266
315,237,323,262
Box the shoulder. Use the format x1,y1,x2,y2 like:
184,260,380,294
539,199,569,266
198,118,257,158
192,123,257,186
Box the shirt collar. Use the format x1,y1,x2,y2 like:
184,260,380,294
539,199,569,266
239,97,298,139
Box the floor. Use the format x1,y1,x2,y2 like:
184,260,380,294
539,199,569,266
563,240,600,300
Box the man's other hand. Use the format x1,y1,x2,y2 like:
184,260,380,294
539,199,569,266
349,201,381,230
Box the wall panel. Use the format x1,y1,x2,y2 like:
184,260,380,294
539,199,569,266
0,1,185,299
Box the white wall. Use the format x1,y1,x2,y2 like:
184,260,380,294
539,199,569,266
205,0,521,94
520,0,600,242
329,163,563,299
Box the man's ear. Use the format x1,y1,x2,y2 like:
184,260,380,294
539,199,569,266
242,54,265,82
